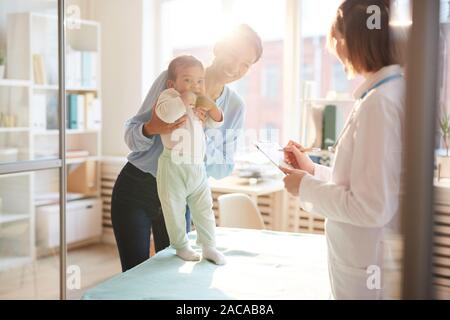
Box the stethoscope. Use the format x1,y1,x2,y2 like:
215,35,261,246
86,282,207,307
328,73,403,154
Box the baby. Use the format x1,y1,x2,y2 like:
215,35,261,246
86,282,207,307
155,55,226,265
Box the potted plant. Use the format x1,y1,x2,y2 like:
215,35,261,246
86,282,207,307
0,49,5,79
437,110,450,180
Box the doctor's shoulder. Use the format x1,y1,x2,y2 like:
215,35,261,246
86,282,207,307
357,88,405,124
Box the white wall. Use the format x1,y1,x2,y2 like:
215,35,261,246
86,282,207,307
83,0,160,157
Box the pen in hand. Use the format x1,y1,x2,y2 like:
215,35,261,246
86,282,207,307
279,147,321,153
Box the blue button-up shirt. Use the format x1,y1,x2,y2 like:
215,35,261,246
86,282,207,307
124,71,246,179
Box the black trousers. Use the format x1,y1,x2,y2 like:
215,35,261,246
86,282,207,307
111,162,191,272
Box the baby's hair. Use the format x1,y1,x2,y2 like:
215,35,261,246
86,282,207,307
167,55,204,81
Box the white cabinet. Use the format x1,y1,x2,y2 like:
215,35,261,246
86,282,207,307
36,198,102,250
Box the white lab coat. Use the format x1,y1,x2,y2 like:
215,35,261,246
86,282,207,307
299,65,405,299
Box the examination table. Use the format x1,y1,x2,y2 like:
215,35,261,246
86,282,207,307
82,228,330,299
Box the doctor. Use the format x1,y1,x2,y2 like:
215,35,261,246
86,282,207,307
281,0,405,299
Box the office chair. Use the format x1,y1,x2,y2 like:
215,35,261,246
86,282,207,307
217,193,265,230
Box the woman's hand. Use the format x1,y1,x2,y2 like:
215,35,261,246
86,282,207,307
279,166,307,196
143,106,187,137
283,140,315,175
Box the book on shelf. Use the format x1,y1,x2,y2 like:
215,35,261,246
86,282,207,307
33,54,47,85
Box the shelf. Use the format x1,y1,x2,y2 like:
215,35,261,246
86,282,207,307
33,84,58,91
66,156,98,165
31,12,100,27
32,128,100,135
34,192,87,207
0,213,29,224
0,79,32,87
0,257,33,272
0,172,32,179
67,87,98,92
0,127,30,133
33,84,97,92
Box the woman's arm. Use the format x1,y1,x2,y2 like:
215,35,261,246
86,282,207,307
124,71,186,152
298,96,402,228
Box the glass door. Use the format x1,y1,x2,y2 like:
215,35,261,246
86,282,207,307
0,0,65,299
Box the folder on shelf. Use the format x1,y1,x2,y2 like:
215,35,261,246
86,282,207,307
67,94,78,129
85,94,101,130
77,94,85,130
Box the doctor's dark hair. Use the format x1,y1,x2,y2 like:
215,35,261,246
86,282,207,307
327,0,405,75
167,55,204,81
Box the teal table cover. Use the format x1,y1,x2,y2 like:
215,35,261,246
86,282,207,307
82,228,330,300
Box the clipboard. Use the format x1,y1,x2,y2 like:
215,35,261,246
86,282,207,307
254,142,291,176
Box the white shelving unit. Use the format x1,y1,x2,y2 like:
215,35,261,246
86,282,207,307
0,12,102,267
0,172,34,271
299,97,354,149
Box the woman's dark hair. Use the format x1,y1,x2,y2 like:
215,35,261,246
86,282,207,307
216,24,263,63
328,0,405,74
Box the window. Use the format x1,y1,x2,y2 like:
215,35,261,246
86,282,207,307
332,62,349,93
300,0,362,99
261,64,280,100
159,0,285,141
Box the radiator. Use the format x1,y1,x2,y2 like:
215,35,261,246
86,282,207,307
100,157,127,244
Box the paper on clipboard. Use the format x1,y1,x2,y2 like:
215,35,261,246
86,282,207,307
254,141,292,175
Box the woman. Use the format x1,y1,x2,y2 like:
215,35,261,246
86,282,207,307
281,0,405,299
111,25,263,272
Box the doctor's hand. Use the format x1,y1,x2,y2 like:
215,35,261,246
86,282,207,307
283,140,315,175
143,106,187,137
279,166,307,196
